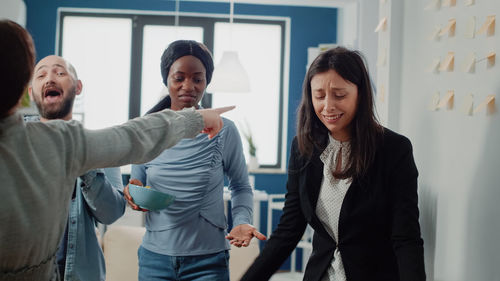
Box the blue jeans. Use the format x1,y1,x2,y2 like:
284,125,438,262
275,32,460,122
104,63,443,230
138,246,230,281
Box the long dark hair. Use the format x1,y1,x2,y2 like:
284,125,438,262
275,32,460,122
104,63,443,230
149,40,214,114
0,20,36,119
296,47,382,179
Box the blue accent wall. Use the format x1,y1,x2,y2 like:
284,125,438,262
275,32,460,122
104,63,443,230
24,0,336,193
24,0,336,269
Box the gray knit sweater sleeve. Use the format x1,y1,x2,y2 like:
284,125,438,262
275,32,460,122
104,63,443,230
73,108,203,176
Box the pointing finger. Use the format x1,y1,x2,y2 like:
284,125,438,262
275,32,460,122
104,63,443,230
213,106,235,115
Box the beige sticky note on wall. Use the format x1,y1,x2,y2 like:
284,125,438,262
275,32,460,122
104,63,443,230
438,90,454,109
441,0,456,7
477,15,495,36
375,17,388,32
429,25,442,40
487,52,496,68
461,93,474,115
428,58,441,73
465,0,475,6
439,18,456,37
440,52,455,71
425,0,441,10
473,95,496,114
465,17,476,38
428,91,440,111
462,53,476,73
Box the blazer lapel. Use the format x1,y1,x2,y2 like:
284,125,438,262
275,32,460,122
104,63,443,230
300,155,331,239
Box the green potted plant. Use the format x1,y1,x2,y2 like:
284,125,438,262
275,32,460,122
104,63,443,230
240,120,258,171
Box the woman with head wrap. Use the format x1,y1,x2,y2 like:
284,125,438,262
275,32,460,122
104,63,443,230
123,40,266,281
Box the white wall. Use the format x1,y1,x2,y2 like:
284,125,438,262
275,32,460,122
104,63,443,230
356,0,379,82
337,1,359,48
0,0,26,26
338,0,379,82
356,0,500,280
394,1,500,280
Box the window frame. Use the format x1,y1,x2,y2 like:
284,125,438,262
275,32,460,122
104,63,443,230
57,8,289,172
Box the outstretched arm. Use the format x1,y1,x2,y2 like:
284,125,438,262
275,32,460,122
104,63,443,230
76,106,234,174
221,120,265,246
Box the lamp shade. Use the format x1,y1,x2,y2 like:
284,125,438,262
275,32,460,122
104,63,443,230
208,51,250,93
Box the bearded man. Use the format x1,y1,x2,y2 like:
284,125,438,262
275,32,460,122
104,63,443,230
29,55,126,281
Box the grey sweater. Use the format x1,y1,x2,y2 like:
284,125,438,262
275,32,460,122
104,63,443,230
0,109,203,280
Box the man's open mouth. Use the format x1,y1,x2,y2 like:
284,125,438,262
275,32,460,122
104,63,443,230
43,87,63,102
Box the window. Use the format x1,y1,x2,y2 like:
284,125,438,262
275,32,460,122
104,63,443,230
61,16,131,129
58,10,287,170
211,22,282,167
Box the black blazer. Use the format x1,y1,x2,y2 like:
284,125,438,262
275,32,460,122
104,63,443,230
242,128,425,281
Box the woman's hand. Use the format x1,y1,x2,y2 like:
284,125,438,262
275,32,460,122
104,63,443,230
226,224,267,247
123,178,149,212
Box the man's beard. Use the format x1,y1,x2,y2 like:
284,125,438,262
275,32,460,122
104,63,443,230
34,86,76,120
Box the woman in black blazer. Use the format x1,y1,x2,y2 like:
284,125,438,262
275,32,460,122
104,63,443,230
241,47,425,281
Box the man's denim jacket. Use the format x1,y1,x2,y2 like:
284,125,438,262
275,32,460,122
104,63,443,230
62,168,125,281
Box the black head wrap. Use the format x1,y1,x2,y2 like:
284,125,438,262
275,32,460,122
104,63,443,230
160,40,214,86
149,40,214,114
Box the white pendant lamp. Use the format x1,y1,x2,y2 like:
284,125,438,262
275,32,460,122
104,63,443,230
207,0,251,93
208,51,250,92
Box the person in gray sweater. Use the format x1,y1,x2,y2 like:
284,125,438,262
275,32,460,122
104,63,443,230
0,19,231,281
28,54,127,281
